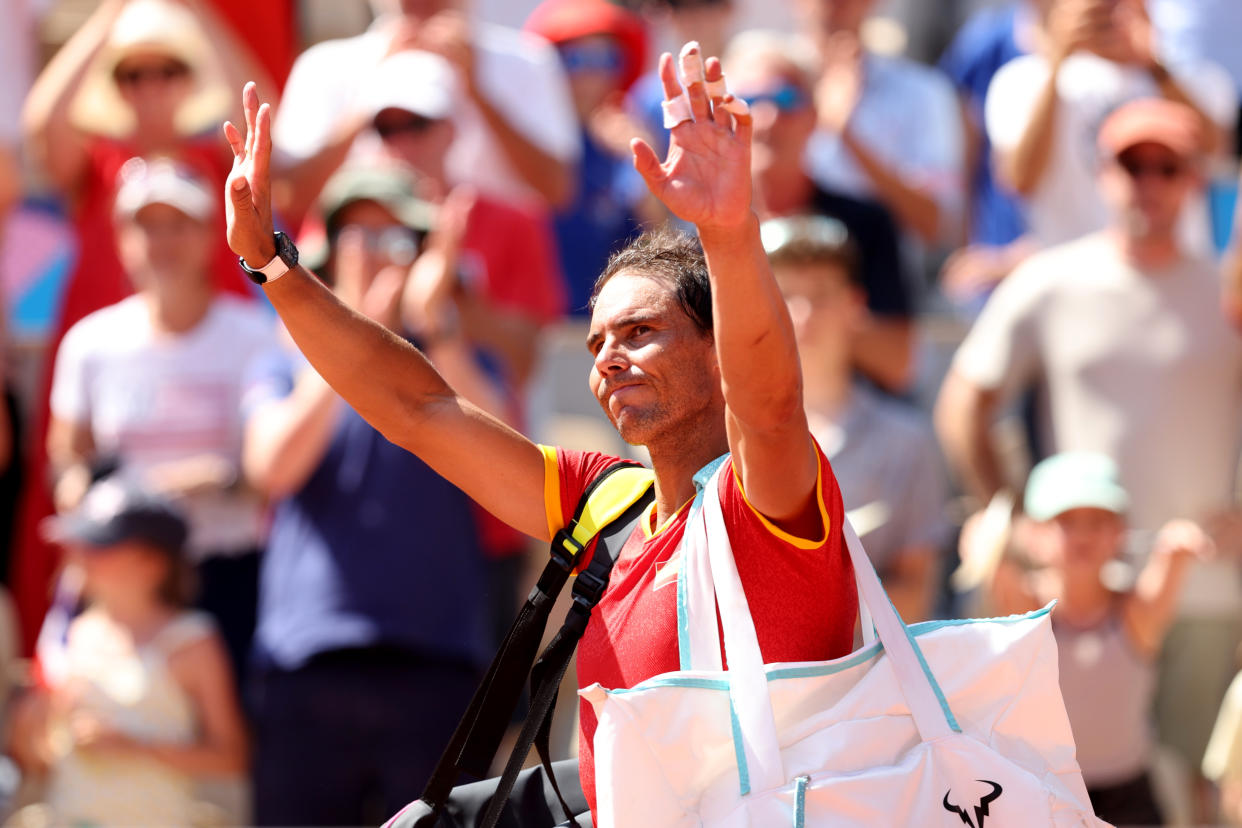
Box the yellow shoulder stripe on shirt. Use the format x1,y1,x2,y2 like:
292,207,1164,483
730,441,831,550
539,445,656,554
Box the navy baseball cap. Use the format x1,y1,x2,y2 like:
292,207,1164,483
42,478,189,553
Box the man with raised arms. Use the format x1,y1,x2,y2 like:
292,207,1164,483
222,43,857,815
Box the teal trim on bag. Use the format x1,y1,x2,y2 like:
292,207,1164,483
793,775,809,828
609,604,1055,696
677,453,731,671
902,616,962,733
729,696,751,796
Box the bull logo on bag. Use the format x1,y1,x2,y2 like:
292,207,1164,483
942,779,1003,828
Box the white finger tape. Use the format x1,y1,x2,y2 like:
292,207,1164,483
662,95,694,129
706,74,728,99
679,41,705,86
721,96,750,117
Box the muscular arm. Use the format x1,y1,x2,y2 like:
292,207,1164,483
934,370,1006,504
225,86,550,540
633,50,818,533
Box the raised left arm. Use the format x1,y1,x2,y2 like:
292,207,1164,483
633,46,818,535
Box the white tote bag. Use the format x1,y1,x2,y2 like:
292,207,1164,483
580,464,1106,827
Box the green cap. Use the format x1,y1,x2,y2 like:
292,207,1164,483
1023,452,1129,522
301,163,439,271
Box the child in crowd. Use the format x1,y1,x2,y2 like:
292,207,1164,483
989,452,1208,827
7,479,247,827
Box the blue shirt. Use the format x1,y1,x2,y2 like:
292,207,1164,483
938,2,1029,246
244,346,491,671
555,129,646,316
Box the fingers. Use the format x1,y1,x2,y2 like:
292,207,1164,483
630,137,663,187
679,42,711,124
704,56,726,110
243,82,259,156
223,121,244,158
253,102,272,188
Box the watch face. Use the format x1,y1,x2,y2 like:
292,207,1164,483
276,231,299,267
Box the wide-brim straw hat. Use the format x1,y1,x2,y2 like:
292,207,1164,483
70,0,232,139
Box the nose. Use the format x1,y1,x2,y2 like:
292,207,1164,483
592,334,630,378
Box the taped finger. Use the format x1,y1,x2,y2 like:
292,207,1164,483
720,95,750,118
706,74,728,100
678,40,705,87
662,95,694,129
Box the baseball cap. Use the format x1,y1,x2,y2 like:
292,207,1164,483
43,478,189,554
1098,97,1202,161
362,50,457,121
1023,452,1130,522
113,157,214,222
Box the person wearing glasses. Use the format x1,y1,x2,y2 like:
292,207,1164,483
725,30,915,392
937,96,1242,823
524,0,664,318
765,214,949,622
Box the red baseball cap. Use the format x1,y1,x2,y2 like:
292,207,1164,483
1097,97,1202,160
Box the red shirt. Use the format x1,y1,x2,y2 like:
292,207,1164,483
540,444,857,815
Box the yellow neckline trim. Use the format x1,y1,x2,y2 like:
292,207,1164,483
643,497,693,539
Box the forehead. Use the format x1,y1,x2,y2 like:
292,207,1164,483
588,272,685,333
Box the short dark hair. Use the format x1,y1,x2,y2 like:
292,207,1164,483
589,227,714,335
760,215,862,286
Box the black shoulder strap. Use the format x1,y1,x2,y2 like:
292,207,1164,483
479,488,652,828
419,460,653,815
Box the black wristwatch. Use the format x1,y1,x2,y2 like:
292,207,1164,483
239,231,299,285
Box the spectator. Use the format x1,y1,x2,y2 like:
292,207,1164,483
272,0,579,222
989,452,1205,826
627,0,736,160
765,214,948,621
725,29,915,391
46,159,277,684
795,0,966,245
936,97,1242,817
525,0,660,317
8,478,247,826
360,50,566,390
985,0,1236,250
12,0,274,649
242,167,506,826
936,0,1038,304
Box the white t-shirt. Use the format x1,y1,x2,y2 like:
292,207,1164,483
805,52,965,242
985,52,1237,249
50,295,278,560
273,19,580,207
953,232,1242,613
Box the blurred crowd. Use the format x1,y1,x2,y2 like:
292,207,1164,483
0,0,1241,825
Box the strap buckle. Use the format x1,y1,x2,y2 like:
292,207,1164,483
549,529,585,573
572,568,609,609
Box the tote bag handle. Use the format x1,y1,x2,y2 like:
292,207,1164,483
684,464,957,793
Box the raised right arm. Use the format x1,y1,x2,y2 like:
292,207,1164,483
22,0,126,196
224,84,550,541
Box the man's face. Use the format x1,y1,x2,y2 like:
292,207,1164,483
728,57,816,175
1099,141,1198,241
587,272,722,447
374,107,454,178
113,49,193,128
773,259,863,356
116,203,212,290
559,34,625,119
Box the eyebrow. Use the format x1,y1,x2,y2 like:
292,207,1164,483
585,312,661,353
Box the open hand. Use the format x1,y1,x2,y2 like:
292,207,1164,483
223,82,276,268
631,45,753,232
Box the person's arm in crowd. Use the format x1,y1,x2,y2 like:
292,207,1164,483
176,0,279,123
7,689,54,775
46,416,97,513
853,318,914,392
80,632,248,775
934,370,1006,505
242,359,341,499
1123,519,1211,655
418,11,574,208
20,0,127,196
270,114,370,228
225,83,551,540
633,50,818,533
885,546,938,622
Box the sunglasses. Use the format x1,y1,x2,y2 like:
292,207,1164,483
559,43,623,75
374,115,440,140
115,61,191,87
1117,156,1186,180
738,84,808,113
